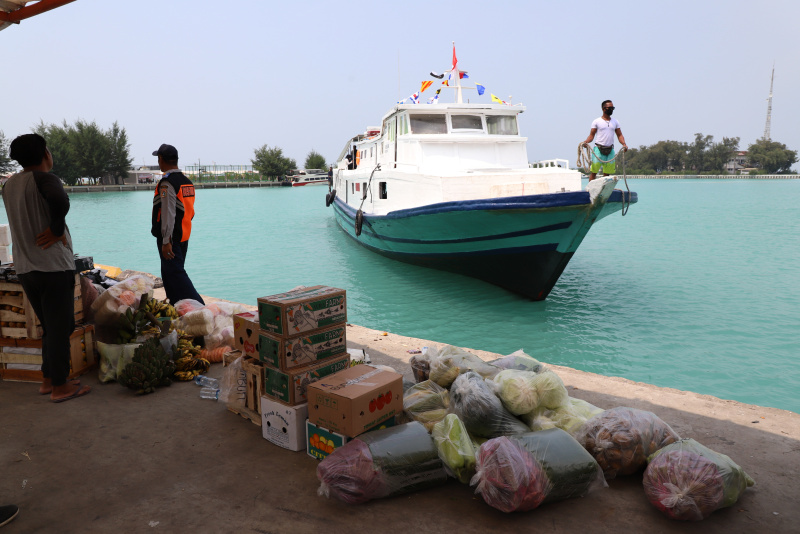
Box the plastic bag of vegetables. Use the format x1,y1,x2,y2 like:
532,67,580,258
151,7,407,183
449,372,529,438
574,407,680,479
643,438,755,521
317,422,448,504
489,349,546,373
523,397,605,434
428,345,500,388
514,429,606,504
471,436,551,512
403,380,450,431
492,369,569,416
432,414,476,484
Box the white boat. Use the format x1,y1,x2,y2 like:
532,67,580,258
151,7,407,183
290,169,329,187
327,50,636,300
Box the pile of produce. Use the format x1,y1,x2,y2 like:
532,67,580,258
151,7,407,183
643,438,755,521
118,337,175,395
317,422,448,504
391,345,755,521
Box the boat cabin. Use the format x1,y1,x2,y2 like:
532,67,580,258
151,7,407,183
337,103,528,176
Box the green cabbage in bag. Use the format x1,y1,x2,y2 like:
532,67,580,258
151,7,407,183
432,414,476,484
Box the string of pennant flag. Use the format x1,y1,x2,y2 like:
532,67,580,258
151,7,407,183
397,43,508,105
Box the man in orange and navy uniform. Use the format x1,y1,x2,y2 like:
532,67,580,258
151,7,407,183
151,144,204,305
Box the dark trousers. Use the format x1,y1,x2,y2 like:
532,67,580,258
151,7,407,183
158,240,204,305
18,270,76,386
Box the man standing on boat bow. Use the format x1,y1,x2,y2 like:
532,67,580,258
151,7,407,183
582,100,628,181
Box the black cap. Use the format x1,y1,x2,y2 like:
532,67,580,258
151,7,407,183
152,143,178,161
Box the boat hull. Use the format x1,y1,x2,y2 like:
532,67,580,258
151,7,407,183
332,188,636,300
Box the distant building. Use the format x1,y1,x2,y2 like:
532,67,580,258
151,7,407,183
725,151,752,174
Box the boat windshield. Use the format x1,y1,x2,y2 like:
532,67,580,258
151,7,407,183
451,115,483,131
409,114,447,134
486,115,518,135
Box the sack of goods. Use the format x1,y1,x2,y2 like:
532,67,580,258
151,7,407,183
573,406,681,479
471,429,606,513
643,438,755,521
316,422,448,504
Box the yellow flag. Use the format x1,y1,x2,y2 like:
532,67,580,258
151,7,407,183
420,80,433,93
491,94,504,104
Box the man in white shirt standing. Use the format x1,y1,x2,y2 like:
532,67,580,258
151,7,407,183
582,100,628,181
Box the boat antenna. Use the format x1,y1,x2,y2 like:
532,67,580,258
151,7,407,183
763,63,774,141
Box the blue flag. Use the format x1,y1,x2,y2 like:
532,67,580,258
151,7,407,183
476,83,485,96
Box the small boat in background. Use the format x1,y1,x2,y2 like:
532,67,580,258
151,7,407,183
327,46,636,300
290,169,329,187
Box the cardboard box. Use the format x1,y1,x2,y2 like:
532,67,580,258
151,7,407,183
306,417,396,460
257,286,346,337
232,311,260,359
241,357,265,416
258,324,347,371
307,365,403,438
261,397,308,451
262,353,350,406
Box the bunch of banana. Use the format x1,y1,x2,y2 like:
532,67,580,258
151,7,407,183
115,307,148,344
118,338,176,395
177,338,202,358
173,354,211,380
144,297,179,320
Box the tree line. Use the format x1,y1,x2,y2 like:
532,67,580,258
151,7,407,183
250,146,327,180
608,134,797,175
2,123,331,184
0,121,134,185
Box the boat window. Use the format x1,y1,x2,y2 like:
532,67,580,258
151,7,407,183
398,114,409,136
379,182,387,199
451,115,483,131
410,114,447,134
486,115,518,135
362,182,367,200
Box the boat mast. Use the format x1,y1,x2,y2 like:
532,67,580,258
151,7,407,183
452,41,463,104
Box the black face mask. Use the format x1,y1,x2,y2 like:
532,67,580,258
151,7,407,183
604,107,614,116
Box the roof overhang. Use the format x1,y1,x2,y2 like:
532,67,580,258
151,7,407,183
0,0,76,30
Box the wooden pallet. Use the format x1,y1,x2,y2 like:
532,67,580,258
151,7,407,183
227,403,261,426
0,324,95,382
0,274,82,339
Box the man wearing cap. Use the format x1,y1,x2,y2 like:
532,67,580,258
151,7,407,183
151,144,204,305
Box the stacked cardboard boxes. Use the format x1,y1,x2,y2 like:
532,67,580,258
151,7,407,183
256,286,350,451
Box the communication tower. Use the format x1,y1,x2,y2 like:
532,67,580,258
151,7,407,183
763,65,774,141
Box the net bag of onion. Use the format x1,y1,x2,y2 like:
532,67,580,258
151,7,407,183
574,406,680,479
643,438,755,521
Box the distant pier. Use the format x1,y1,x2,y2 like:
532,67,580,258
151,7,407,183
61,181,290,193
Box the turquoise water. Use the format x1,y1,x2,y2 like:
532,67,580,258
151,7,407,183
3,180,798,413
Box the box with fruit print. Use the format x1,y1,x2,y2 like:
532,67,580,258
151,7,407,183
307,364,402,438
306,417,396,460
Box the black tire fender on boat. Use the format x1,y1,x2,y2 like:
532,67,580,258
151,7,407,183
355,209,364,237
326,189,336,207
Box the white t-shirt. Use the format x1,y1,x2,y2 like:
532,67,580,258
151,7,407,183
591,117,620,147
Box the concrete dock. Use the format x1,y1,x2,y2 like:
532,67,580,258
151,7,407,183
1,295,798,533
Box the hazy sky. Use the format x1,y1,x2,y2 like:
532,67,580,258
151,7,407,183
3,0,798,170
